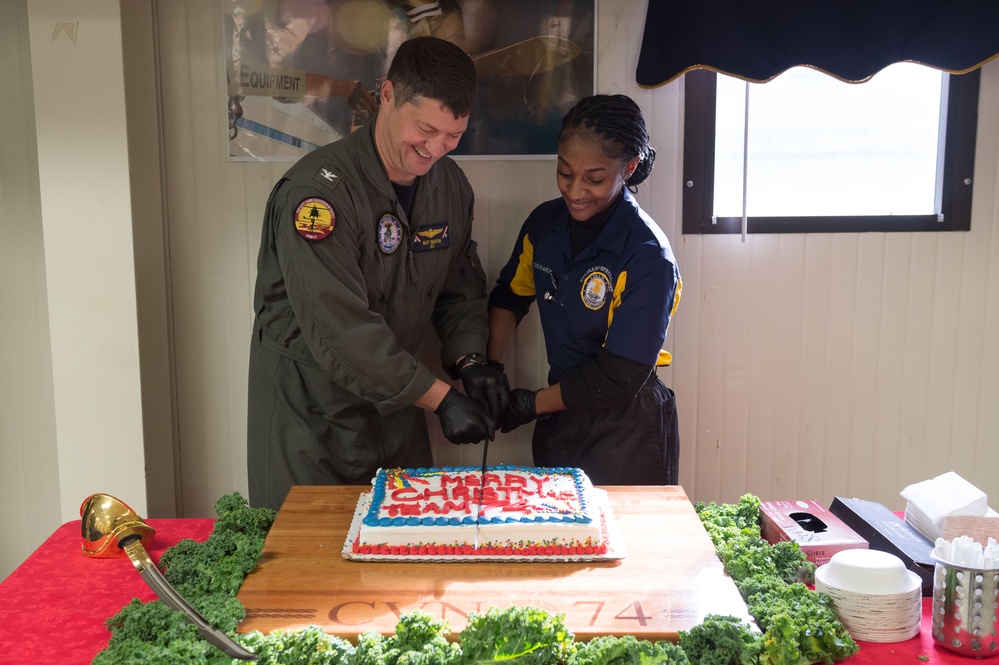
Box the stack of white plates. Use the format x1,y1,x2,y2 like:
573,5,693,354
815,549,922,643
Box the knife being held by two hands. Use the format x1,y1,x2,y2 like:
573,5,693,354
474,437,488,550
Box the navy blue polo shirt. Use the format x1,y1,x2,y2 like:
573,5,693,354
492,190,680,382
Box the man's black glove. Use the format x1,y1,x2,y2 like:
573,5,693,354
435,388,496,444
457,355,510,420
499,388,538,433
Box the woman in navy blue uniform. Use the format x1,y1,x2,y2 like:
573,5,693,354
487,94,682,485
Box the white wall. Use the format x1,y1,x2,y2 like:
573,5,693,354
0,1,148,580
4,0,999,580
0,0,61,582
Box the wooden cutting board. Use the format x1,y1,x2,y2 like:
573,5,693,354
235,485,753,642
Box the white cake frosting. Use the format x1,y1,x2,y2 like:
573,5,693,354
350,465,606,557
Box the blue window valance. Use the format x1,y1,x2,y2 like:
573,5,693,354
637,0,999,87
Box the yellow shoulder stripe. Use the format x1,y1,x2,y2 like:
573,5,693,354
657,277,682,367
604,272,683,367
509,234,536,297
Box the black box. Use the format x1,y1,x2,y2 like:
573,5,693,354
828,496,935,596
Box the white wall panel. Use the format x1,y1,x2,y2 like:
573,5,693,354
0,0,60,581
28,0,147,520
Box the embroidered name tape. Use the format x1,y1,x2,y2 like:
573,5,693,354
412,223,450,252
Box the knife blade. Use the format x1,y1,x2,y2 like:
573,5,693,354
121,535,257,660
474,437,489,550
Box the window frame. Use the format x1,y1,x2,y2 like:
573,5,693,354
682,68,981,235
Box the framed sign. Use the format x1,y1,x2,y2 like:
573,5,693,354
223,0,595,161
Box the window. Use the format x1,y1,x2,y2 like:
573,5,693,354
682,66,980,234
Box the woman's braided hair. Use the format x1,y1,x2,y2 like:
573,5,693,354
558,94,656,188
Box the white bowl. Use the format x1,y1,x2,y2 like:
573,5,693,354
815,549,920,595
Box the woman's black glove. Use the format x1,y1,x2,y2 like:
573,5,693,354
499,388,539,433
457,355,510,420
435,388,496,444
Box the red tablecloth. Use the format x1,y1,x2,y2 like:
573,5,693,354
0,518,215,664
0,518,979,664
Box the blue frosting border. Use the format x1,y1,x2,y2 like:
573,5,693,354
362,465,593,528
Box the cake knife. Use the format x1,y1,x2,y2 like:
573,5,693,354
474,437,488,549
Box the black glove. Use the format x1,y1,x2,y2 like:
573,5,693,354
458,356,510,420
499,388,538,433
435,387,496,444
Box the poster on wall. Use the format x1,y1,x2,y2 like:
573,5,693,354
223,0,595,161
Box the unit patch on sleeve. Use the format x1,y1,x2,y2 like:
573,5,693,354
580,269,611,310
294,198,336,241
377,213,403,254
411,223,450,252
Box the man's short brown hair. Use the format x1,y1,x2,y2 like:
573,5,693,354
386,36,477,118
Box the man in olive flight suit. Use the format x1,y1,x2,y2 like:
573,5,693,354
247,37,509,510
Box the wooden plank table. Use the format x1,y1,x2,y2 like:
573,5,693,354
236,485,753,642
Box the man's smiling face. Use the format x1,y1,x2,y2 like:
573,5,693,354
375,79,468,185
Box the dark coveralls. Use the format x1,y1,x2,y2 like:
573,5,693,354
248,119,488,509
490,191,681,485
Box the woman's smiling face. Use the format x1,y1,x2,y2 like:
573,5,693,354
556,132,638,222
375,80,468,185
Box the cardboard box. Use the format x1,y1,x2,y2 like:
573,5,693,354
829,496,935,596
759,500,868,566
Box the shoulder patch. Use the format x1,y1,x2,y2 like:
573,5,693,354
312,164,345,193
294,198,336,241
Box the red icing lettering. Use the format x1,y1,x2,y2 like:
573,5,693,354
505,473,528,487
391,488,421,501
425,487,448,501
440,474,465,487
385,503,421,517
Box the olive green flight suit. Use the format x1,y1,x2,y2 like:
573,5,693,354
247,119,488,509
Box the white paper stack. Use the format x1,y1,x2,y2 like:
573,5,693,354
900,471,999,543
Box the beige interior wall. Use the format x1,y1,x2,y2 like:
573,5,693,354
0,0,60,582
27,0,147,520
1,0,150,580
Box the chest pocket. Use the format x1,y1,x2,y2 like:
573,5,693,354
411,241,452,301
